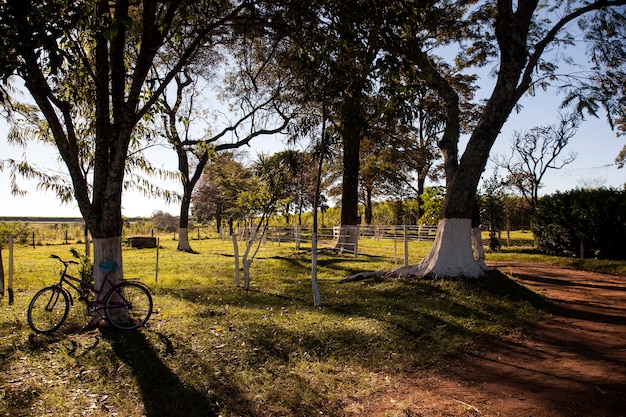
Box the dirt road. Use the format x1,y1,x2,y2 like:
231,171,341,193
361,261,626,417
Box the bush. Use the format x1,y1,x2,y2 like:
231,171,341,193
533,188,626,260
0,221,33,245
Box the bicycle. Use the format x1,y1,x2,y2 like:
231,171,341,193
27,254,153,333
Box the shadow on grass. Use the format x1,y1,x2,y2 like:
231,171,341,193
473,269,556,311
105,331,231,417
489,268,626,324
269,252,390,277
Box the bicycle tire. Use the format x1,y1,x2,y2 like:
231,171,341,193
27,286,70,333
104,282,153,330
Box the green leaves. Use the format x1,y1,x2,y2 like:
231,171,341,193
533,188,626,260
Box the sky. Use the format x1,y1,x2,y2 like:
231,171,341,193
0,117,293,218
1,52,624,219
2,94,622,219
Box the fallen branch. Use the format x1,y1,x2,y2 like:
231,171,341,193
339,270,389,283
340,268,427,283
452,398,481,415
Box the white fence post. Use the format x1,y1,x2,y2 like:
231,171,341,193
295,225,301,250
8,236,14,305
393,228,398,267
403,225,409,266
155,237,160,283
232,233,241,287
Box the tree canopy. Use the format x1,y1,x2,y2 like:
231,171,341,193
2,0,626,285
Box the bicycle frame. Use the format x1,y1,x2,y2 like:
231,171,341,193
51,255,117,313
28,253,154,333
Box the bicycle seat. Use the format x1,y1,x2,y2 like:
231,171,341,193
99,261,119,273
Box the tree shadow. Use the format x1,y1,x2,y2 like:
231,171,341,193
104,331,223,417
474,269,557,312
488,268,626,324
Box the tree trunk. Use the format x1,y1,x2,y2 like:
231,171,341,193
334,89,363,252
404,10,533,278
364,186,373,225
215,206,223,234
311,232,321,306
242,258,251,290
394,218,488,278
178,191,193,252
178,228,190,252
335,225,359,255
0,245,4,297
232,234,241,287
471,227,488,270
90,236,124,326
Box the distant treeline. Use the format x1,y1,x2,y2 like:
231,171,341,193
0,217,148,223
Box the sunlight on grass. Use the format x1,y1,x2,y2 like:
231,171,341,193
1,233,623,416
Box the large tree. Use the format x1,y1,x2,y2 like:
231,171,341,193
0,0,249,325
388,0,626,278
492,113,580,210
160,66,291,252
260,0,386,252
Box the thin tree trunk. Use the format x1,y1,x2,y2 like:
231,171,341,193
242,227,260,290
232,234,240,287
0,244,4,297
311,232,321,306
178,191,193,252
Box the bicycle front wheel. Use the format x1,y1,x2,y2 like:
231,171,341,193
104,282,153,330
27,286,70,333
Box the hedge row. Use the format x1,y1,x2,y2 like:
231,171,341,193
533,188,626,260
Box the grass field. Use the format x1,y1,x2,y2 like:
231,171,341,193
1,233,624,416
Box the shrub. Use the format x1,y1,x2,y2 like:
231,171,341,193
533,188,626,260
0,221,33,245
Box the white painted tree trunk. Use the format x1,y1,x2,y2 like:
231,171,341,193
177,228,192,252
0,244,4,297
394,218,489,278
91,236,124,325
333,225,359,254
242,227,259,290
232,234,241,287
242,258,252,291
311,232,321,306
471,227,489,271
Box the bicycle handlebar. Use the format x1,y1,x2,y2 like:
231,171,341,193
50,254,79,265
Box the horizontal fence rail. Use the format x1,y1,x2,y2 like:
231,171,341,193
232,225,439,245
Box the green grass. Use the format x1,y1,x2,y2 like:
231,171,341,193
0,234,624,416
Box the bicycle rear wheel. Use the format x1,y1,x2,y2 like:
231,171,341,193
104,282,153,330
27,286,70,333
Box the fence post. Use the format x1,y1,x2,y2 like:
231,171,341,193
8,236,14,305
393,228,398,267
232,233,241,287
155,237,160,283
295,225,301,250
403,225,409,266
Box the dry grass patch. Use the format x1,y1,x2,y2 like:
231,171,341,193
0,236,566,416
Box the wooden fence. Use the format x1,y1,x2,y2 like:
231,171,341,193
251,224,438,245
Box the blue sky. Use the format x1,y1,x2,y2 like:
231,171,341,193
2,93,623,219
2,45,625,218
